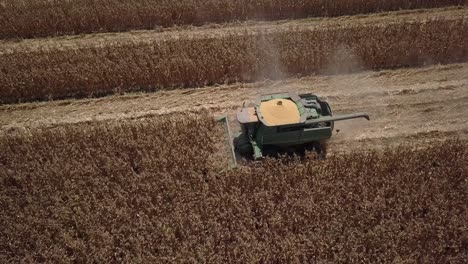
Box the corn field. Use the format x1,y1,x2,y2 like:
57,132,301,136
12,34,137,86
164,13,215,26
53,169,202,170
2,1,468,262
0,0,465,39
1,9,467,104
0,114,466,262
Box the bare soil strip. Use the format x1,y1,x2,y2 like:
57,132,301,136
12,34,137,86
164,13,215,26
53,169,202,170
1,7,467,104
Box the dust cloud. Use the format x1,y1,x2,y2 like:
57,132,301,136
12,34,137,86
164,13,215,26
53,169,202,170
250,41,383,143
319,44,386,142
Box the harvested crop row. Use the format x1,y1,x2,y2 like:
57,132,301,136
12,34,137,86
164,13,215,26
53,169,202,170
0,0,465,39
1,8,467,104
1,114,467,262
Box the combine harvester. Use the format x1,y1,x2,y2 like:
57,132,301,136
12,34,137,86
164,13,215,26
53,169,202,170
218,92,370,166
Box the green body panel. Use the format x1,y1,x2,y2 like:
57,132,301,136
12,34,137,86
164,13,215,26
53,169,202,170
257,125,332,147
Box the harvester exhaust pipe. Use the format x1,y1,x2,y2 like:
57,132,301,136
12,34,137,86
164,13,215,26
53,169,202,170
305,112,370,125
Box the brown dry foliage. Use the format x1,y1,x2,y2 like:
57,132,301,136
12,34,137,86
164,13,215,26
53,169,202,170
1,15,467,104
1,114,467,262
0,0,465,39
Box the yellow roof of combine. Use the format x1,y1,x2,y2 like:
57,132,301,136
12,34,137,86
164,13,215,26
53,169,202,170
259,99,301,126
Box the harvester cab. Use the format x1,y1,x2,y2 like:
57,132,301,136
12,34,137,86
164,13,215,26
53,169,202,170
218,92,370,166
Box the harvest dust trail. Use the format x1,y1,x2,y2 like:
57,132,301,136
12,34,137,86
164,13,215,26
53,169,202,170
1,63,467,150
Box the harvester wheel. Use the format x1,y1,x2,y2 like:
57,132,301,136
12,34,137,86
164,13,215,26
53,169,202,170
315,142,327,160
306,142,327,160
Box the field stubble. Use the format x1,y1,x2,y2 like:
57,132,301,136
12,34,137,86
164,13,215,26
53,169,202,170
1,8,467,104
0,114,467,262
